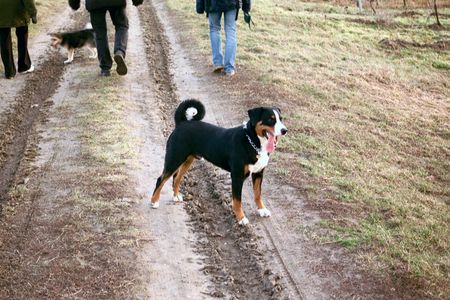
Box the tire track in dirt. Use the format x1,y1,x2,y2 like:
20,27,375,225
0,9,85,208
0,54,63,204
183,164,286,299
128,4,214,298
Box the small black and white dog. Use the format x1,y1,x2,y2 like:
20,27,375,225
50,24,97,64
151,99,287,225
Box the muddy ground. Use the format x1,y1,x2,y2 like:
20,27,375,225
0,0,415,299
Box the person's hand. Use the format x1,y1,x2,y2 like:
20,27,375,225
244,12,255,29
132,0,144,6
31,15,37,24
196,1,204,14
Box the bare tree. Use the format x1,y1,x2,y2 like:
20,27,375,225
369,0,377,14
356,0,363,13
433,0,441,26
355,0,377,14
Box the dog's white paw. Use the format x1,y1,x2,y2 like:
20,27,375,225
64,60,73,64
151,201,159,209
173,193,183,202
258,208,271,217
238,217,250,226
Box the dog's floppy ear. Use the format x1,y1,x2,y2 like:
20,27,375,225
248,107,264,127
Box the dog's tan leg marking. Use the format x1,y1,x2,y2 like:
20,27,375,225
151,171,173,204
232,198,249,225
172,155,195,196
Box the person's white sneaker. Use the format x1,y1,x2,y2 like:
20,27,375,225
19,65,34,74
225,70,235,77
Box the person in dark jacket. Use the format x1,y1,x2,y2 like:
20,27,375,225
0,0,37,79
196,0,251,76
69,0,144,76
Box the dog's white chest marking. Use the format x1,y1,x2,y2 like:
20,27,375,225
249,151,269,174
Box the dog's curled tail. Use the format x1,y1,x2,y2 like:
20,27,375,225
174,99,205,126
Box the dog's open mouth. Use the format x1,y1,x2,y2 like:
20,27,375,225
263,130,278,153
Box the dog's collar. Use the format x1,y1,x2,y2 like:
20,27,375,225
245,133,261,153
243,121,261,153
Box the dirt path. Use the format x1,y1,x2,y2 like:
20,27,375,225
0,0,408,299
125,5,213,298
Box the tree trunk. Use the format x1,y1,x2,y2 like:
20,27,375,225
403,0,407,8
369,0,376,14
433,0,441,26
356,0,363,12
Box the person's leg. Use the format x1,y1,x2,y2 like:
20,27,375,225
0,27,16,78
109,6,128,57
109,6,128,75
16,26,32,72
208,12,224,70
90,9,113,72
223,9,237,75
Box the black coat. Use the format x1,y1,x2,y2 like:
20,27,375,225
196,0,251,14
69,0,126,11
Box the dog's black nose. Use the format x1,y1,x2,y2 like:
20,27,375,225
281,128,288,135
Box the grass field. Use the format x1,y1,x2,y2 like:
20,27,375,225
165,0,449,297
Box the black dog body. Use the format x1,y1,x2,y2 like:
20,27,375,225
151,99,287,225
50,28,97,64
167,121,255,172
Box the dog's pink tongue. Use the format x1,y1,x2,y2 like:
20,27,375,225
266,135,276,153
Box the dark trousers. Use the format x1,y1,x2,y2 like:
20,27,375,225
90,7,129,71
0,26,32,78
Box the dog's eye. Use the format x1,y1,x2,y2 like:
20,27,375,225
267,118,275,126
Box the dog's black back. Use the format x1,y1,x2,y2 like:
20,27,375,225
59,29,95,49
166,100,256,172
167,121,253,172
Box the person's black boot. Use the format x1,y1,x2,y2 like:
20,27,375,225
114,52,127,76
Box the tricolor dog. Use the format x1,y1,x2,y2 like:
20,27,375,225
50,24,97,64
151,99,287,225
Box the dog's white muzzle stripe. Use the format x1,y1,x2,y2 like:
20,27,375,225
273,109,287,136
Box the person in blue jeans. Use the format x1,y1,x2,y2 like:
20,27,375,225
196,0,251,76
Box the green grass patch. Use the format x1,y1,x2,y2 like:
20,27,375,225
432,60,450,70
77,76,138,167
